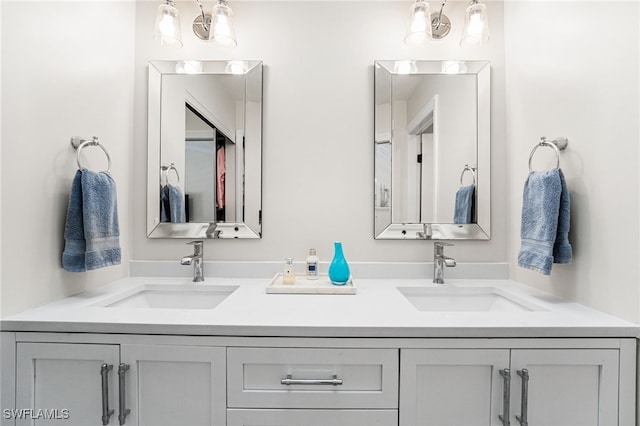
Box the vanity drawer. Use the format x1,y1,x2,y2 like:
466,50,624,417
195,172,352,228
227,347,399,409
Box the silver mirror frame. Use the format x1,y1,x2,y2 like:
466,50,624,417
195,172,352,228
374,60,490,240
147,60,263,239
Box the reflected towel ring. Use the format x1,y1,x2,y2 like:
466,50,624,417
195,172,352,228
459,164,476,186
71,136,111,173
161,163,180,185
528,136,569,172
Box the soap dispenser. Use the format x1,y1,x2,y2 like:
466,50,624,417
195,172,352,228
283,257,296,284
305,249,319,280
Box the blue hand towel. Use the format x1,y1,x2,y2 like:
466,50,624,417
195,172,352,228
62,169,121,272
168,184,186,223
453,184,475,224
518,168,572,275
160,185,170,222
553,170,572,264
62,170,86,272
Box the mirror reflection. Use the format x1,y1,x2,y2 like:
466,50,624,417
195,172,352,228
147,60,262,239
374,60,490,240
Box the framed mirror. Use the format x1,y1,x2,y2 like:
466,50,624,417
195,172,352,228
374,60,490,240
147,60,262,239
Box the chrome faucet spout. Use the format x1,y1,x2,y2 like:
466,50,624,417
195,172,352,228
181,240,204,282
433,241,456,284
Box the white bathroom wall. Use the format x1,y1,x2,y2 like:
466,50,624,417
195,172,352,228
505,1,640,322
132,1,509,265
0,2,136,316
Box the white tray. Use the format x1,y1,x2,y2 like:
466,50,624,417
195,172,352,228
266,273,356,294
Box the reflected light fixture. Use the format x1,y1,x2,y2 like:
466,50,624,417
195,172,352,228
175,60,204,74
394,60,418,75
155,0,237,48
403,0,489,47
460,0,490,47
153,0,183,47
225,61,248,74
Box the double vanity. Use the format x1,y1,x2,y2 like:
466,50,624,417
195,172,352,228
1,276,637,426
1,59,636,425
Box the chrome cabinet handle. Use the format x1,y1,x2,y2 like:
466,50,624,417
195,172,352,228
516,369,529,426
280,374,343,386
498,368,511,426
117,364,131,425
100,364,114,425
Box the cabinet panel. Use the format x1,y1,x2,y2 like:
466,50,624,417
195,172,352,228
227,409,398,426
510,349,619,426
227,347,398,409
15,343,119,426
121,345,226,426
400,349,509,426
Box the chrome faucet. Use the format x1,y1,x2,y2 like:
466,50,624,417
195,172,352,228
417,223,433,240
181,240,204,282
433,242,456,284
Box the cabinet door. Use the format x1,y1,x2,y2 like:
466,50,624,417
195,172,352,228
510,349,619,426
227,409,398,426
400,349,509,426
120,345,225,426
15,342,119,426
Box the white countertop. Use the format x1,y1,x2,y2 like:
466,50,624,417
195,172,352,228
2,277,638,338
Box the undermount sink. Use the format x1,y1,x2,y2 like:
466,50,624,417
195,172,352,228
94,284,238,310
397,286,544,313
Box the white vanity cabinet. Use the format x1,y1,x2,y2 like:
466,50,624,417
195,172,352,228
8,338,226,426
15,342,120,426
226,347,399,426
400,347,624,426
2,334,635,426
120,344,226,426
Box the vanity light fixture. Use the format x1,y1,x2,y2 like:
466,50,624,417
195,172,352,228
460,0,490,47
153,0,183,48
403,0,489,47
404,0,432,45
154,0,237,48
210,0,237,47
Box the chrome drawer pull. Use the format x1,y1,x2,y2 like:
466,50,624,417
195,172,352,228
280,374,343,386
117,364,131,425
498,368,511,426
516,369,529,426
100,364,114,425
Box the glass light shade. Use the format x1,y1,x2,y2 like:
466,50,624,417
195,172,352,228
460,1,490,47
404,1,432,45
153,1,183,47
210,0,237,47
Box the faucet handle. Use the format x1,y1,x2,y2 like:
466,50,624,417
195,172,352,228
434,241,454,248
187,240,203,254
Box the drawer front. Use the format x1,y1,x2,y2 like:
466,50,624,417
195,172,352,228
227,409,398,426
227,347,399,409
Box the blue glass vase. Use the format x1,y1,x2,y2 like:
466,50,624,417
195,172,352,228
328,241,350,285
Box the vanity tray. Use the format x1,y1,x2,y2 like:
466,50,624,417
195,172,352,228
266,274,356,295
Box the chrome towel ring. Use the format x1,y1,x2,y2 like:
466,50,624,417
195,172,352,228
460,164,476,186
70,136,111,173
528,136,568,172
161,163,180,186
